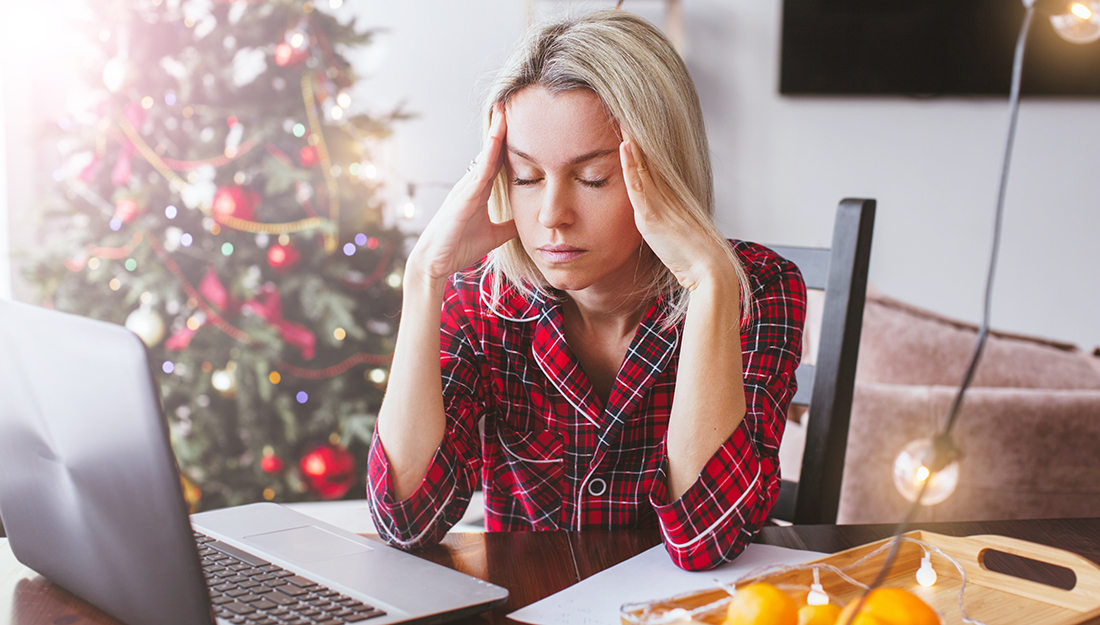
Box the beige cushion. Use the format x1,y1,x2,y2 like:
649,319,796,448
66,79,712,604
838,383,1100,524
855,292,1100,390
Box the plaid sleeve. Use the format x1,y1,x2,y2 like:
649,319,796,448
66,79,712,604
366,277,486,549
650,244,805,571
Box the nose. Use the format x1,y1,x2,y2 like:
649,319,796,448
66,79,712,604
537,179,575,229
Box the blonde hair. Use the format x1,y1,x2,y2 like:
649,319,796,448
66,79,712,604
482,10,751,328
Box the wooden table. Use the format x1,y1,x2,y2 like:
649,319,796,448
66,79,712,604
3,518,1100,624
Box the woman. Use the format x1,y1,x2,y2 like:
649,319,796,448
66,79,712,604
366,10,805,571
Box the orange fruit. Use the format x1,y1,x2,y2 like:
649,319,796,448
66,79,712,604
835,588,939,625
798,603,842,625
724,583,798,625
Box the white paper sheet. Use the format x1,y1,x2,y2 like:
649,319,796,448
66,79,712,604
508,542,825,625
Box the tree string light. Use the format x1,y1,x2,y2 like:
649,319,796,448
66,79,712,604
340,240,396,290
115,114,331,236
148,234,392,378
300,73,340,252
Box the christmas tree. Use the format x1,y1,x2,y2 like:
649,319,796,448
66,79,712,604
22,0,407,511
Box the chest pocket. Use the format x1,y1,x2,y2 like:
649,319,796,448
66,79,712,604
488,422,564,530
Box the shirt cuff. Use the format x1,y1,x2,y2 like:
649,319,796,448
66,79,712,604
366,430,467,550
649,426,779,571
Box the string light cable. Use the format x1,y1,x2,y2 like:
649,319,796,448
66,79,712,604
842,4,1039,624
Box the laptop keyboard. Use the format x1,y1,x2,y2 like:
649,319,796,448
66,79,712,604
195,532,387,624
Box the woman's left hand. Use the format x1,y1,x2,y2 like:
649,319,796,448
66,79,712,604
619,135,729,292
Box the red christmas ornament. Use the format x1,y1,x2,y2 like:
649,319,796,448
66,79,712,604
241,283,316,360
199,266,233,313
115,197,142,223
212,185,260,224
267,243,301,273
299,444,356,500
298,145,318,168
274,42,308,67
261,454,285,474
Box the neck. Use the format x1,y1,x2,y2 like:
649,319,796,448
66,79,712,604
561,287,650,340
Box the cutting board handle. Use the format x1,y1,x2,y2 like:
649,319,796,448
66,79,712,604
921,532,1100,612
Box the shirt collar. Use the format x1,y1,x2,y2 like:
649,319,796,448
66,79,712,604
478,268,554,322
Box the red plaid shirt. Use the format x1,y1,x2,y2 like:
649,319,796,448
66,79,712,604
367,240,805,571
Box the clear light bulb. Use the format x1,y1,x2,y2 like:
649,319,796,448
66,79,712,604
893,438,959,505
916,551,937,587
1050,1,1100,44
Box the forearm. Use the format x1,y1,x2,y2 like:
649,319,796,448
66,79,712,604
665,266,747,500
376,261,449,501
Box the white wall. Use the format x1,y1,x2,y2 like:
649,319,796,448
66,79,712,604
0,75,9,300
340,0,1100,350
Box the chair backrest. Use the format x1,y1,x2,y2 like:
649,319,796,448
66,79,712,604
766,198,875,525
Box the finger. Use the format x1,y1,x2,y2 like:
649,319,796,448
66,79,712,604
620,137,652,217
484,102,508,174
462,104,509,204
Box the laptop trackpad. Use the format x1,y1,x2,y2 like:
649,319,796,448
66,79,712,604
244,525,372,564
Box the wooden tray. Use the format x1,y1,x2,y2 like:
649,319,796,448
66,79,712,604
621,531,1100,625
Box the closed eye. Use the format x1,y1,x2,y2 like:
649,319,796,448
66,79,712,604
580,178,609,188
512,177,541,186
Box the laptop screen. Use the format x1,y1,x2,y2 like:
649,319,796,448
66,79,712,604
0,301,215,625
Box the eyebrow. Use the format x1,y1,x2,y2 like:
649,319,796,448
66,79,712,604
507,145,619,167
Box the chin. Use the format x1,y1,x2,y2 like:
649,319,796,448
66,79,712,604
537,267,591,293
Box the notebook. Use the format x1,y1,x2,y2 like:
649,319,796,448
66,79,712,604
0,300,508,625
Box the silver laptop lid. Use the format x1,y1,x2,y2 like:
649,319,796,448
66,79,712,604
0,300,215,625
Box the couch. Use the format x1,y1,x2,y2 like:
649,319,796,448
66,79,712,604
781,289,1100,524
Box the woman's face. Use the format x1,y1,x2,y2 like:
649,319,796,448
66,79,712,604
504,85,644,297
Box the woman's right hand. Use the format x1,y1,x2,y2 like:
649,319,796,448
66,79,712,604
407,102,517,288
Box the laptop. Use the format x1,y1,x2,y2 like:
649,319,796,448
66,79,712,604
0,300,508,625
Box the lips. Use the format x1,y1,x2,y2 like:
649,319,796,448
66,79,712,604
537,244,586,263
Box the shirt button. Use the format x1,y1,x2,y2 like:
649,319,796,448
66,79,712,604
587,477,607,497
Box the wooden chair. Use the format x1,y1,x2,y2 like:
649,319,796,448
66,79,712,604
766,198,876,525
